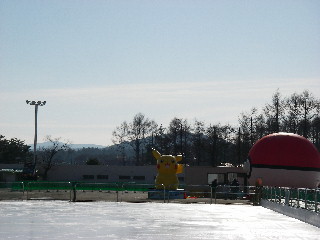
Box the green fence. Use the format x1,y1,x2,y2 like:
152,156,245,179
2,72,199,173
262,186,320,212
74,182,120,191
0,182,24,191
4,181,318,208
26,182,72,191
0,181,159,193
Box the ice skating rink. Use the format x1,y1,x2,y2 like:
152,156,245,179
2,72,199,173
0,201,319,240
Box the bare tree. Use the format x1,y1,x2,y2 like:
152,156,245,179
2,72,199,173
311,109,320,151
220,124,236,165
112,121,129,166
38,136,70,180
299,90,317,138
167,118,181,155
283,92,301,133
153,124,168,153
127,113,155,165
192,119,206,166
206,124,220,167
263,90,285,134
238,107,266,155
165,118,191,157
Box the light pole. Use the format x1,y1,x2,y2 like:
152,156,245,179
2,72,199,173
26,100,46,166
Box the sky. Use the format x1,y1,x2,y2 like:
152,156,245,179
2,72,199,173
1,0,320,146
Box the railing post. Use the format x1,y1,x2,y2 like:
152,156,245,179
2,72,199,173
315,190,318,213
162,184,166,203
116,183,121,202
167,185,172,203
297,189,300,208
273,187,276,202
273,187,275,202
120,183,124,203
278,187,282,204
21,181,25,197
305,188,308,209
285,187,290,205
26,182,30,200
279,187,282,203
72,182,77,202
214,186,217,204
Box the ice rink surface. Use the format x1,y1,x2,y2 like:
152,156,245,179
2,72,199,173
0,201,319,240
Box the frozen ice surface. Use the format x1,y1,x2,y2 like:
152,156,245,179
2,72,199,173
0,201,319,240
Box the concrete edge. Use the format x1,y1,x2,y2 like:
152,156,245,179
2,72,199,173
261,199,320,228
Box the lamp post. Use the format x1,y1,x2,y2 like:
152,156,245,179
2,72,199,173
26,100,46,166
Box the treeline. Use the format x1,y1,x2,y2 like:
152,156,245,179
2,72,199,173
52,146,123,165
0,135,31,164
1,90,319,167
0,134,129,166
112,90,320,166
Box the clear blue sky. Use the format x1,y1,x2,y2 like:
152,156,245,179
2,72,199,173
1,0,319,146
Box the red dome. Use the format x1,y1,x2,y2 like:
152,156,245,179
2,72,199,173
249,133,320,169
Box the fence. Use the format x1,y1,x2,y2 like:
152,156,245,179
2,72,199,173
0,181,258,204
262,186,320,213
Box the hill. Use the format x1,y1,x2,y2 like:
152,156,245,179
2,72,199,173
29,142,106,150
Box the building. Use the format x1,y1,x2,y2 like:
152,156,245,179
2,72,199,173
0,164,246,187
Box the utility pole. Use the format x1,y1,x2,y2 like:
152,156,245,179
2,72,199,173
26,100,46,166
179,119,183,154
303,98,308,138
275,98,279,133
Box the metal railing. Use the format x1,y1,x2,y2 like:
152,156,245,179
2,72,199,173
0,181,260,204
262,186,320,213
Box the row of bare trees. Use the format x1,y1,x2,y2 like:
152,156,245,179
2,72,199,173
112,90,320,166
238,90,320,162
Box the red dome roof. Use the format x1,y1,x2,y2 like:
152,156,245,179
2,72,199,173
249,133,320,169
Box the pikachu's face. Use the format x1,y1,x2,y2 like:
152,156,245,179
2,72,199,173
152,149,182,174
157,155,178,174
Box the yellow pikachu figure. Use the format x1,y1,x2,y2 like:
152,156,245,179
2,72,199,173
152,149,184,190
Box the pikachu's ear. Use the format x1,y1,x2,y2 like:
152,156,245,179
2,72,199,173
175,155,182,162
152,149,161,160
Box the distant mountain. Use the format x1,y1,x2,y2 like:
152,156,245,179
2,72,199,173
29,142,107,150
69,144,107,149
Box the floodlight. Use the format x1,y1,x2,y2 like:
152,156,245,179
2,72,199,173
26,99,46,166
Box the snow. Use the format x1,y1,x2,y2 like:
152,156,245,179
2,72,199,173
0,201,319,239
